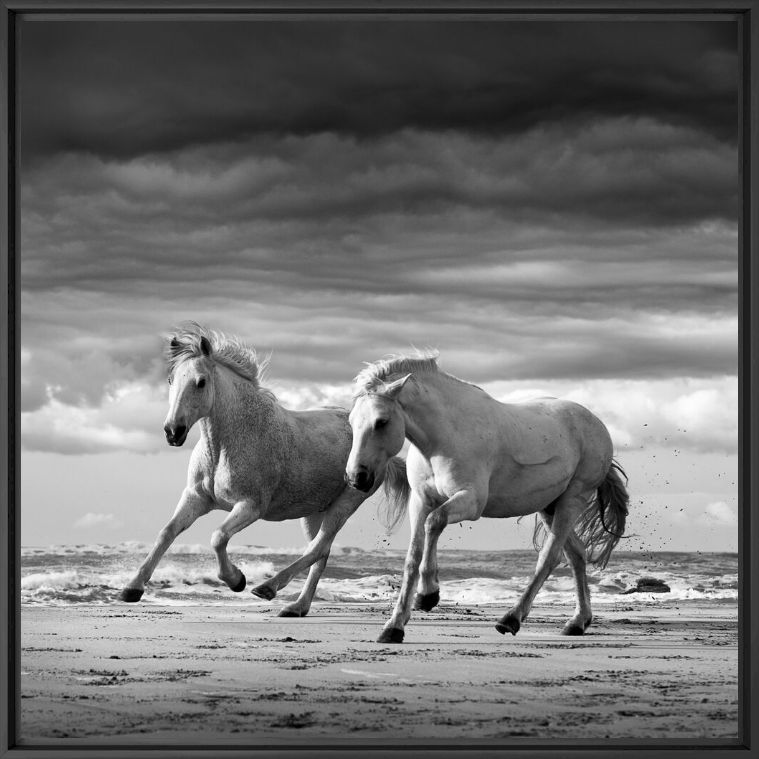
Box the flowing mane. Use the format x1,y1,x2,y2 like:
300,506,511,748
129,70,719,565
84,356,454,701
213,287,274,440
353,352,440,396
166,321,271,391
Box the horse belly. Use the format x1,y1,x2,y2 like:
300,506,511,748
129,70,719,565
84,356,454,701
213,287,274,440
482,459,576,518
263,462,348,521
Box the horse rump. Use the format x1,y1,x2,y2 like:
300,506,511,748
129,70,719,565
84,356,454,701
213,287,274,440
574,459,630,568
532,459,630,569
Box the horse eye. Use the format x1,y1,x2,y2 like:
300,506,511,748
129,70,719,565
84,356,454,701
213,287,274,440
374,418,388,430
197,378,206,389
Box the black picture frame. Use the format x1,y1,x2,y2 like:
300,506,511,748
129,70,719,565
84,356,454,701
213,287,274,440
1,2,756,758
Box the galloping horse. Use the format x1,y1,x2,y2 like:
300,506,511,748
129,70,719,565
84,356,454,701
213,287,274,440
345,353,629,642
120,322,409,615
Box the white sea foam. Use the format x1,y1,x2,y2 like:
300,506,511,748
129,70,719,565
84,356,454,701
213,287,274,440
19,546,738,607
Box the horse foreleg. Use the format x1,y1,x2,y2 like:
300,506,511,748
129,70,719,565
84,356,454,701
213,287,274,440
251,489,364,602
496,491,587,636
211,500,261,592
278,514,326,618
415,489,481,613
379,491,431,643
119,488,212,602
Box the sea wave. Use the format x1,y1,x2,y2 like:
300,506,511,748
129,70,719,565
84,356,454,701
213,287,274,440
19,546,738,607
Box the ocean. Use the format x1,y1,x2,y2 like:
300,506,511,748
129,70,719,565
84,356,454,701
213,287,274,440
20,544,738,608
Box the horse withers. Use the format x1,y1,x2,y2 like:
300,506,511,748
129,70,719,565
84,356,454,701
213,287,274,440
119,322,409,616
345,353,629,642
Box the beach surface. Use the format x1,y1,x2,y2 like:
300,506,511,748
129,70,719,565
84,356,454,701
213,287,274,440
19,600,738,747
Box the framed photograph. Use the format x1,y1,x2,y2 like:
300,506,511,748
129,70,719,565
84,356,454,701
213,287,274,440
2,2,756,757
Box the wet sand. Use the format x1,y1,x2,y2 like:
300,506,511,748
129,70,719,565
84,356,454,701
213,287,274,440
19,601,739,747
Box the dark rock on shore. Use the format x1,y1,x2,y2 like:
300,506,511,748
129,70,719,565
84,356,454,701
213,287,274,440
622,577,671,594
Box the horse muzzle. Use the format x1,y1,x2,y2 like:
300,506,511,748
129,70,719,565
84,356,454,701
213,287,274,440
344,468,375,493
164,424,187,447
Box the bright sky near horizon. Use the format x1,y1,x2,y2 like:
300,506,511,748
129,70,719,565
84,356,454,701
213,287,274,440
19,18,739,553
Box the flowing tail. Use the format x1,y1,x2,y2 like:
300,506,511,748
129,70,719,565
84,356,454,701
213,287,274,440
379,456,411,532
574,460,630,568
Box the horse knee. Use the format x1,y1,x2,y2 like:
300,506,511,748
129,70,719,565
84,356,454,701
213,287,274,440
158,526,177,545
210,528,228,553
425,510,447,535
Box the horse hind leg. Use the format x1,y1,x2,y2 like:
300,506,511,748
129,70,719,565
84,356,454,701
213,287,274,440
496,490,587,636
251,487,364,603
278,514,327,618
561,530,593,636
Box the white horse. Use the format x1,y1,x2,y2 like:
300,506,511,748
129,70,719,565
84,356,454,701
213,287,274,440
345,354,629,643
120,322,409,616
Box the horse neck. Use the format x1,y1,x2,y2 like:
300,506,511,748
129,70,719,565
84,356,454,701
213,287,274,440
400,371,466,454
199,364,276,453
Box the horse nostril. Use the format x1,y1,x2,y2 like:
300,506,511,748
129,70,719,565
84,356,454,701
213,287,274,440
355,470,374,492
175,425,186,440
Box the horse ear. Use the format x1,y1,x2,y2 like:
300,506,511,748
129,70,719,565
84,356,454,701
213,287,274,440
169,336,179,349
199,336,212,356
383,373,412,399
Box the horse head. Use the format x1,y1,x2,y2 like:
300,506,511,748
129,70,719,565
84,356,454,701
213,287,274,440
163,333,216,446
345,374,411,492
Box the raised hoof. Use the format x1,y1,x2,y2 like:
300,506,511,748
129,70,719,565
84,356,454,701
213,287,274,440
278,608,306,618
495,615,521,636
119,588,144,603
251,584,276,601
413,590,440,612
377,627,405,644
229,574,247,593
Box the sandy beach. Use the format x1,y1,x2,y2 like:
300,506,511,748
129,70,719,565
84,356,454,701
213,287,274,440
19,600,739,747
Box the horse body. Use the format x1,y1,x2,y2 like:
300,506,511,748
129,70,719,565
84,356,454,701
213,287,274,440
345,355,628,642
189,369,352,520
120,323,409,617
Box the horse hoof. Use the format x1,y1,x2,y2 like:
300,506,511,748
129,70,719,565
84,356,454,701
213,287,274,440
251,584,276,601
414,590,440,612
561,623,586,636
229,574,246,593
377,627,405,644
119,588,144,603
495,615,520,636
278,608,306,618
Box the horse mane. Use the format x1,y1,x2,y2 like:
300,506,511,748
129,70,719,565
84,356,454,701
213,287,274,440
165,321,273,396
353,351,440,396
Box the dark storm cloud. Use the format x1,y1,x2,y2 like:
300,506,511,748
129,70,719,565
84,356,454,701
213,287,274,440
19,121,737,305
19,19,738,164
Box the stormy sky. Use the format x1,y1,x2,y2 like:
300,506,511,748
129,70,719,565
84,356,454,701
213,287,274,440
19,18,739,552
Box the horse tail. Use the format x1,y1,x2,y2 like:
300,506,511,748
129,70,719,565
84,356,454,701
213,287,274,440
379,456,411,533
575,459,630,569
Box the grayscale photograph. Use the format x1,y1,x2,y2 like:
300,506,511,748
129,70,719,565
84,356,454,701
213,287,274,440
17,14,739,747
